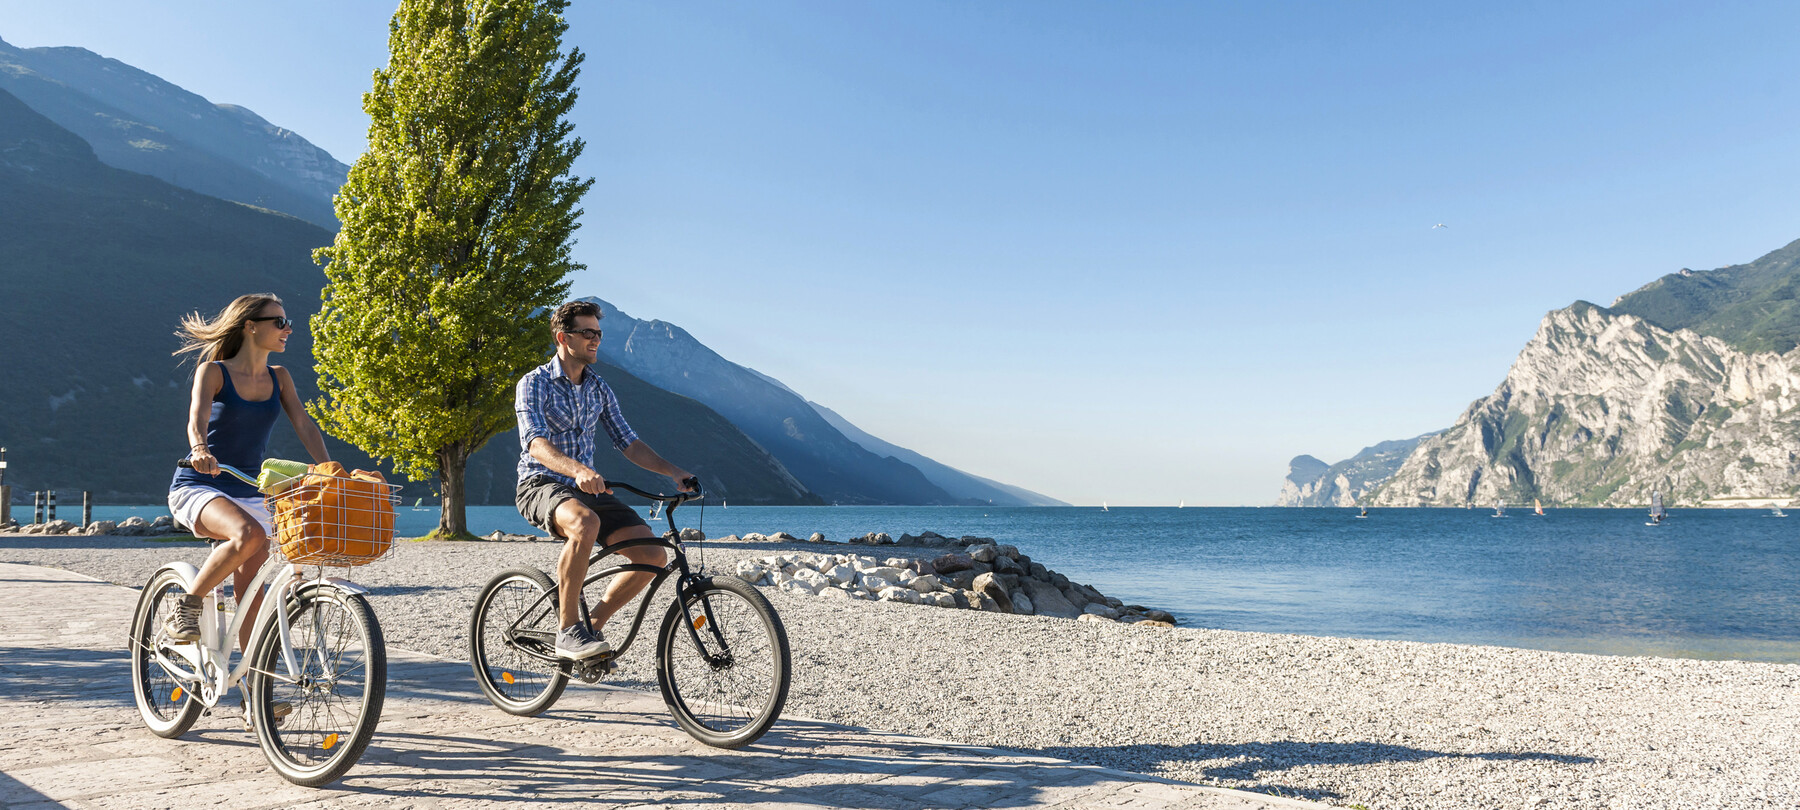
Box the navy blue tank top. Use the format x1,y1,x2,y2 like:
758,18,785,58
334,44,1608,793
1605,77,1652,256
170,362,283,499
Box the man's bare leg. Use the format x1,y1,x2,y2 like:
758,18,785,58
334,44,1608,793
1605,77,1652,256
590,525,668,630
550,499,600,631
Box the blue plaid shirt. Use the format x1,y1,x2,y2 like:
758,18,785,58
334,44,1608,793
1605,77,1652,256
515,359,640,486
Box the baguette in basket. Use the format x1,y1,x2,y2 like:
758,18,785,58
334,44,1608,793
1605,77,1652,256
272,461,396,566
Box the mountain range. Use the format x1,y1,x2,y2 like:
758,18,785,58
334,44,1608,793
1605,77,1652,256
1290,238,1800,507
582,298,1062,507
0,38,1053,508
0,35,345,230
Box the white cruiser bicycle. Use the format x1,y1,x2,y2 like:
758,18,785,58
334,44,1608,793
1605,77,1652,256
127,460,393,786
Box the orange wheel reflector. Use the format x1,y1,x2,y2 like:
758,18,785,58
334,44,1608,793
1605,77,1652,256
322,733,339,750
692,615,707,630
171,687,184,702
502,671,515,684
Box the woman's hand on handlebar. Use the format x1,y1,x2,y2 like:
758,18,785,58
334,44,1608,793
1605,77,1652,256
188,449,220,476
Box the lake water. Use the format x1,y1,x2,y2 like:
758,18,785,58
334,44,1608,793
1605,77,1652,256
14,502,1800,663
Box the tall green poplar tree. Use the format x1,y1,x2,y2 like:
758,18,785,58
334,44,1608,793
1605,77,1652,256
311,0,591,539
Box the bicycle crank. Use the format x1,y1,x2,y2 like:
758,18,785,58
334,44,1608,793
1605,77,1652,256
574,655,616,684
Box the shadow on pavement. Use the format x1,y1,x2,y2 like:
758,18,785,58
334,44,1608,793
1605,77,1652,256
1026,739,1598,802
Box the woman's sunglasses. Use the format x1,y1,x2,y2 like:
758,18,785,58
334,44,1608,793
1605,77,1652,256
248,316,293,330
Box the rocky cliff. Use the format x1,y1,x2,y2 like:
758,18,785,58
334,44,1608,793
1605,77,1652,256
1368,301,1800,507
1277,434,1434,507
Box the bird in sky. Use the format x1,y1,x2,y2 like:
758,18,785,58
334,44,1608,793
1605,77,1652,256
1432,223,1448,229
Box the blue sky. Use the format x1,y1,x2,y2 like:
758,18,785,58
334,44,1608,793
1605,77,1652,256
6,1,1800,504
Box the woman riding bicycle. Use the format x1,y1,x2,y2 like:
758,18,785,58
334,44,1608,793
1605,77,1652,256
163,293,330,651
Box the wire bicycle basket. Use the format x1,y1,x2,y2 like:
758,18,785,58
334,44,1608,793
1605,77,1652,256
266,467,401,567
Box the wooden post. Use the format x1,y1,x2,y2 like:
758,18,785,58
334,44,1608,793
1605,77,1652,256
34,491,43,524
48,490,57,523
83,491,93,527
0,486,10,527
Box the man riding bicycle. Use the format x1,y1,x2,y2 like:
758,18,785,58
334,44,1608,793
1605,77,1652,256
514,300,695,660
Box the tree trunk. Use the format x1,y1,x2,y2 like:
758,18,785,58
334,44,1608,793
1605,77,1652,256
437,443,470,538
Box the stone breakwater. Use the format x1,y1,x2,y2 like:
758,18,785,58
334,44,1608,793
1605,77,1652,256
4,516,181,536
734,541,1179,625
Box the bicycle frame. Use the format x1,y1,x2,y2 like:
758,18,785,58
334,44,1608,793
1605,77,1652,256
501,481,730,667
148,461,372,706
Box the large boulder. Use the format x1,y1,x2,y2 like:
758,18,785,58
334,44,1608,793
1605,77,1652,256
779,578,818,596
1083,603,1121,620
148,516,177,534
907,574,943,593
770,531,800,543
809,532,826,543
876,586,922,604
84,520,118,536
1009,590,1035,615
931,553,974,574
1146,609,1177,624
858,572,901,591
819,587,853,600
921,592,957,608
1020,578,1082,619
972,572,1014,613
42,519,76,535
947,569,978,590
992,556,1024,576
794,569,831,591
1076,613,1114,623
966,544,998,563
823,564,857,585
679,528,705,543
734,559,768,584
996,544,1020,560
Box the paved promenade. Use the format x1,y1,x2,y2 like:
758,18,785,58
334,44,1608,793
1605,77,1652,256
0,563,1332,810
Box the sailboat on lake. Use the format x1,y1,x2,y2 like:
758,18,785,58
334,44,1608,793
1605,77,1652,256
1492,500,1506,518
1647,491,1667,526
1534,499,1545,516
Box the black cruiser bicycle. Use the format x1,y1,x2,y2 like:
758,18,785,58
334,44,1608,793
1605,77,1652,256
467,480,790,748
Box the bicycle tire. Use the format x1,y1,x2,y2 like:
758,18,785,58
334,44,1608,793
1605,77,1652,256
469,567,570,716
656,576,790,748
128,568,204,738
247,586,386,787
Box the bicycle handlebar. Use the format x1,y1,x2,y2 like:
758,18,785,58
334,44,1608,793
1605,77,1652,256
176,457,257,486
607,478,703,505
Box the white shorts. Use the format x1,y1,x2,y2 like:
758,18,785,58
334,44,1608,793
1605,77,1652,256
168,485,274,535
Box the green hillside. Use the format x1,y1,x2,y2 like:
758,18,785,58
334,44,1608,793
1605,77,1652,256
1609,238,1800,353
0,87,817,506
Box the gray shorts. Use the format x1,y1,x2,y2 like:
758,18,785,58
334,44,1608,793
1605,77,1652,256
515,475,650,543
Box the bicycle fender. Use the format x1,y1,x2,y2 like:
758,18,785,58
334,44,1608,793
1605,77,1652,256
298,576,369,597
159,562,200,592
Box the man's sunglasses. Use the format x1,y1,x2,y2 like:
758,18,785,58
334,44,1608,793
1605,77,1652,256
248,316,293,330
564,328,602,341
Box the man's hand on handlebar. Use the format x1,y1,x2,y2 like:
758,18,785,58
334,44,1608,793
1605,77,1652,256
671,468,697,493
574,467,610,495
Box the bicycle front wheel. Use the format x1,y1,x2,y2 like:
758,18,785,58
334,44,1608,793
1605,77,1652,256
247,586,386,787
656,576,790,748
469,567,570,716
128,568,203,738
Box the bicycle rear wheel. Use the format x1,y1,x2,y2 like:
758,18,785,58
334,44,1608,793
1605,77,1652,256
128,568,203,738
247,586,386,787
469,567,570,716
656,576,790,748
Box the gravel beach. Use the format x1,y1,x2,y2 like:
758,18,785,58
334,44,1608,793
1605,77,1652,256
5,531,1796,810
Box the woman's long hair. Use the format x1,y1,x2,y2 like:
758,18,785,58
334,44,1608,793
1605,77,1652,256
174,293,283,365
